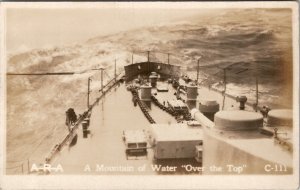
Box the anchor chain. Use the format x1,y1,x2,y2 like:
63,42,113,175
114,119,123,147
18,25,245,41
128,86,156,124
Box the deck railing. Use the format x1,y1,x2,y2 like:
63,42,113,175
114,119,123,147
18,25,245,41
45,72,124,164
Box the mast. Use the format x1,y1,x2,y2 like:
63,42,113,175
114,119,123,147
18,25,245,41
196,59,200,85
255,75,258,112
114,59,117,82
131,53,133,64
100,68,104,93
167,53,170,64
222,68,226,110
87,77,91,109
147,51,150,73
255,61,259,112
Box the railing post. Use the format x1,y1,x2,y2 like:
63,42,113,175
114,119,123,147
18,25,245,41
255,75,258,112
115,59,117,82
132,53,133,64
101,68,104,93
147,51,150,73
196,59,200,84
222,68,226,110
87,77,91,109
27,159,30,174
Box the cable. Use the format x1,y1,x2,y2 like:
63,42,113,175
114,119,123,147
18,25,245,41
6,164,23,170
6,72,75,76
104,70,112,80
6,159,27,163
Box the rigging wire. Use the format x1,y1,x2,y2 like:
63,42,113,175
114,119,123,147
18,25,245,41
103,70,112,80
6,122,59,169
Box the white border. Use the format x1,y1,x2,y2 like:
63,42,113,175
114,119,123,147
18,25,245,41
0,1,299,190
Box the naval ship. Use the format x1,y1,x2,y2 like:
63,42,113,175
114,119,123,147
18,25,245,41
17,51,293,175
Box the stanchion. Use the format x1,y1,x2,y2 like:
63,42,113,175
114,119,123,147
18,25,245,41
27,159,30,174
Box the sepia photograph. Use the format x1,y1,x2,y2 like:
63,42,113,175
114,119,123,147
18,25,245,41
0,1,299,189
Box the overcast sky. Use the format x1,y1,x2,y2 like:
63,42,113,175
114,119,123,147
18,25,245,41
6,8,207,52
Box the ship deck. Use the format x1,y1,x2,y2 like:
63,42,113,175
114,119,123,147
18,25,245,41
50,78,292,175
52,84,154,174
51,82,203,175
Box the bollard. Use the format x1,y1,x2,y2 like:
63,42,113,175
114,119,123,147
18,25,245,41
236,96,247,110
82,121,88,131
199,100,220,121
84,118,90,126
83,130,89,138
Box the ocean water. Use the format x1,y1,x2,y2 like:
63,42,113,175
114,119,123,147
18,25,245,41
6,9,293,174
